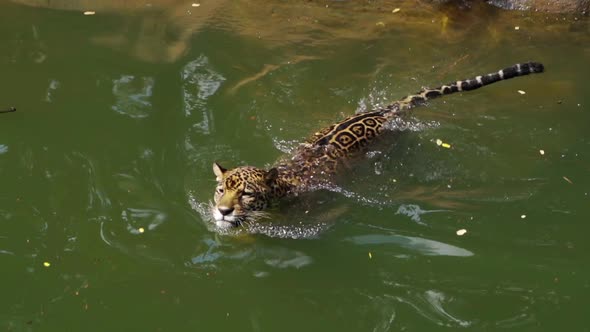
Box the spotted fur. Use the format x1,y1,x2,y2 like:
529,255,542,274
212,62,544,227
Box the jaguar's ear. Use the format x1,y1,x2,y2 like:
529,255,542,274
265,168,279,184
212,162,227,180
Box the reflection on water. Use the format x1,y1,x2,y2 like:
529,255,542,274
12,0,587,65
44,79,60,103
121,207,166,234
111,75,155,118
346,233,473,257
396,203,447,224
181,55,226,131
187,236,314,274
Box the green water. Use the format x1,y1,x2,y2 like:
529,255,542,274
1,1,589,330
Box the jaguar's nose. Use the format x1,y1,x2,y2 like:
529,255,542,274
218,206,234,216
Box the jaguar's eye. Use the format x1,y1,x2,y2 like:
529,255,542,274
242,190,254,197
216,187,224,194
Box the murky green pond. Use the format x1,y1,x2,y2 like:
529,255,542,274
1,1,589,330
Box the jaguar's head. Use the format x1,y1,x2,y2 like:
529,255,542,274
211,162,279,228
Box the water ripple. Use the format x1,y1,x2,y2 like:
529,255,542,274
387,290,473,328
111,75,154,118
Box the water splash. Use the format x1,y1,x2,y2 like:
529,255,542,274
271,137,301,154
187,191,331,239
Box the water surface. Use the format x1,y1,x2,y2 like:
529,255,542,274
1,1,589,330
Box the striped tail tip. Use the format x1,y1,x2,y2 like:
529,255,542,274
526,62,544,73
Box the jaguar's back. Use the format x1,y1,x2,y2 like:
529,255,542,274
275,62,544,185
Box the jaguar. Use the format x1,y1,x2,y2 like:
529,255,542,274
212,62,544,228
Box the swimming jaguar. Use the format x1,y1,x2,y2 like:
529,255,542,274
212,62,544,228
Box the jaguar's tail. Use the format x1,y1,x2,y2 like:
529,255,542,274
379,62,544,116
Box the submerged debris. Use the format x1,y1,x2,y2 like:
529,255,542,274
0,107,16,113
456,229,467,236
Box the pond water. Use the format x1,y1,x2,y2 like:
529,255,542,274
1,1,589,330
